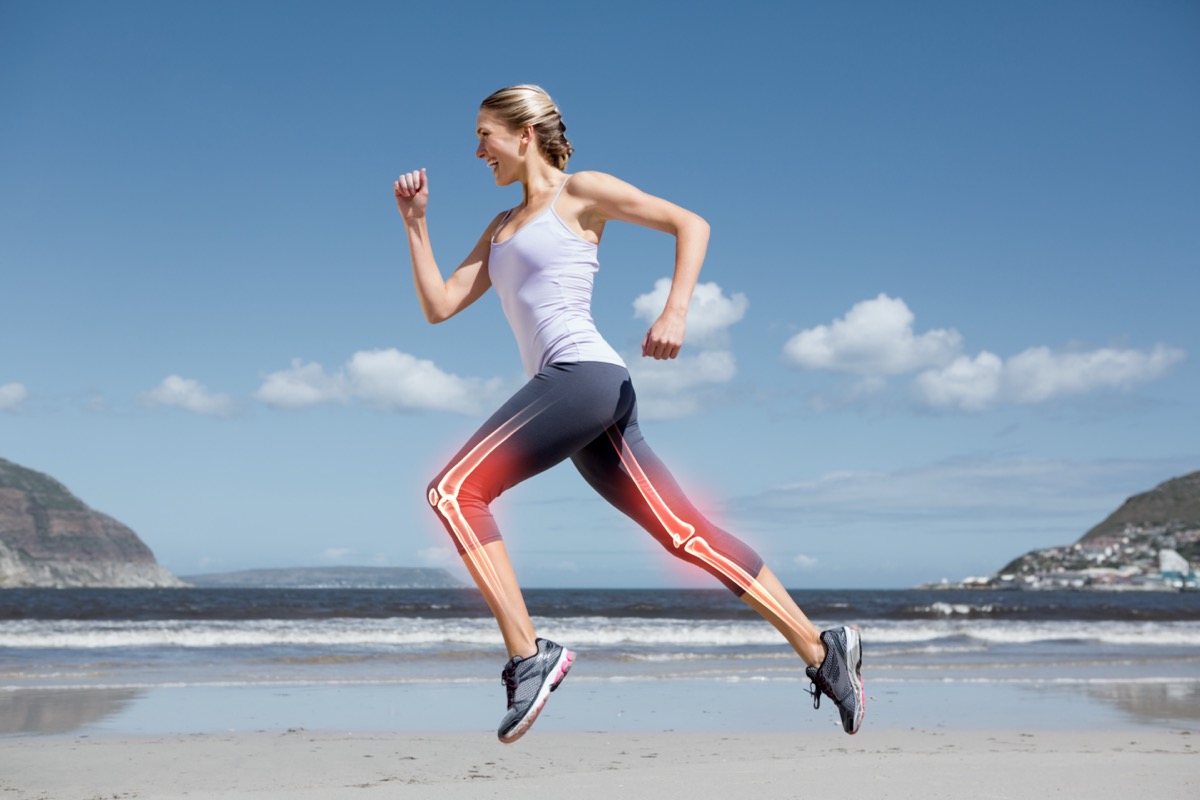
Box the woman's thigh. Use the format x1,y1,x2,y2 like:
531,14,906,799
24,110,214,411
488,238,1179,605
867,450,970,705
431,362,633,506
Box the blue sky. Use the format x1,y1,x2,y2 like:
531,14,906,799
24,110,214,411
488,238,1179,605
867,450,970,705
2,0,1197,588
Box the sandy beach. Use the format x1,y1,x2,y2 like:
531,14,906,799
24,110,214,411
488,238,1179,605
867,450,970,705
3,679,1198,800
2,727,1196,800
5,587,1197,798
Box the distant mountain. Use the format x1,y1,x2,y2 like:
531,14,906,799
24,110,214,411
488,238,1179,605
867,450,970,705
182,566,465,589
1079,471,1200,542
990,470,1200,590
0,457,183,588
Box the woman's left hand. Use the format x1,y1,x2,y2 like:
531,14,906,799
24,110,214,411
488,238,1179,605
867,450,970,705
642,309,686,360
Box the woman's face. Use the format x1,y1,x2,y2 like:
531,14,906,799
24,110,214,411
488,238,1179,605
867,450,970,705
475,110,524,186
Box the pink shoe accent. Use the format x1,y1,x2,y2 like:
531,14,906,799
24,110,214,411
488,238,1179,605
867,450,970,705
553,650,576,687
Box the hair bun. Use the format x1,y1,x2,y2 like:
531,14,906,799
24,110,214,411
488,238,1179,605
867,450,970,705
481,84,574,170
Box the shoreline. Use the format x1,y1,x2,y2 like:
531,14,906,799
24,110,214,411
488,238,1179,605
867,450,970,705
5,673,1198,739
2,728,1195,800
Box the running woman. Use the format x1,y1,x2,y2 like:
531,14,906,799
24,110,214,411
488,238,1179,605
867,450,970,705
393,85,864,743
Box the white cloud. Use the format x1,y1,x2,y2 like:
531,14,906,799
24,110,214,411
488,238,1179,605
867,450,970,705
916,344,1186,411
629,350,737,395
793,554,819,569
0,383,27,412
633,278,748,348
783,294,962,375
256,349,507,415
627,280,746,419
1003,344,1185,404
255,359,348,408
142,376,235,417
346,350,504,414
913,351,1004,411
628,350,737,419
319,547,355,562
788,295,1185,411
751,457,1188,519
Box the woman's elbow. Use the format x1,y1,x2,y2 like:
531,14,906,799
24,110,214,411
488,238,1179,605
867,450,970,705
667,211,709,240
421,301,452,324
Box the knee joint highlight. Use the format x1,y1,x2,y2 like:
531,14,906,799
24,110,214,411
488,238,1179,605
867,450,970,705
428,484,447,508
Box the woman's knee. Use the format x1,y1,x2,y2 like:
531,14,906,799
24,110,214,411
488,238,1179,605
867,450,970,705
426,473,448,514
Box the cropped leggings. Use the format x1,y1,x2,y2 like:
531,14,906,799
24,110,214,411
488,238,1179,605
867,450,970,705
426,361,764,596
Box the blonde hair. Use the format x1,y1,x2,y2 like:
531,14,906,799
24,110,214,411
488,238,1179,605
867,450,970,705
480,84,573,170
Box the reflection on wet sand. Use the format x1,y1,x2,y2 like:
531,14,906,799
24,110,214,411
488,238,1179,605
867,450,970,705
1084,681,1200,724
0,688,144,735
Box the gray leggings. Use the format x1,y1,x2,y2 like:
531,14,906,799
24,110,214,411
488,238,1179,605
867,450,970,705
426,361,763,595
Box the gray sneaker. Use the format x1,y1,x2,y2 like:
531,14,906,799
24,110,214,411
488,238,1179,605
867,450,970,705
806,626,865,734
497,638,574,743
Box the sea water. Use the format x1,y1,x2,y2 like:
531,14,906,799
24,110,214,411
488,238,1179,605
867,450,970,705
2,588,1198,735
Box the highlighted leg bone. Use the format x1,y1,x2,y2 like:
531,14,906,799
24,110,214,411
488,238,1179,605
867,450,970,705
430,396,554,600
606,429,810,641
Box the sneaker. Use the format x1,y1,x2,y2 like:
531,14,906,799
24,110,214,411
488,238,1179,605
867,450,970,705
806,625,865,734
497,638,575,743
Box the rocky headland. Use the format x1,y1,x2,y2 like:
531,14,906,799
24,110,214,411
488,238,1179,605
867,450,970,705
934,470,1200,591
183,566,463,589
0,457,183,588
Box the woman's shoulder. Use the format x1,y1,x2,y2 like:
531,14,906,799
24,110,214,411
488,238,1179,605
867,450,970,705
564,170,635,199
479,208,513,243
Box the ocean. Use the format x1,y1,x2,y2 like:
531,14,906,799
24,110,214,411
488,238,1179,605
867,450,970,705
3,588,1198,735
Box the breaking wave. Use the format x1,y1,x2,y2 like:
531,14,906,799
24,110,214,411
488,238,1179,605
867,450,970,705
3,616,1199,650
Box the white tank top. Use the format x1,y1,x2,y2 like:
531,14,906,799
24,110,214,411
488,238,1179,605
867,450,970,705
488,176,627,378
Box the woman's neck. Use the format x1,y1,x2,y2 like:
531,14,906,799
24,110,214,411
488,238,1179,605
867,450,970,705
519,163,565,207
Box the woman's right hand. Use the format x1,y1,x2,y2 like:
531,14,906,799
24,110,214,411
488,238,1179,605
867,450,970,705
394,168,429,221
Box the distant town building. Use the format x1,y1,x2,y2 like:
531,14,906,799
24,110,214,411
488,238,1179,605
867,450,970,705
1159,549,1197,590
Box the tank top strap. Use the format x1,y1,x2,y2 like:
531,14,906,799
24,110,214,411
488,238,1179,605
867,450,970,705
491,208,514,244
553,174,572,203
492,177,571,245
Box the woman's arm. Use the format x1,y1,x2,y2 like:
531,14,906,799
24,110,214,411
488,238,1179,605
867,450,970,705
394,168,498,324
567,171,710,360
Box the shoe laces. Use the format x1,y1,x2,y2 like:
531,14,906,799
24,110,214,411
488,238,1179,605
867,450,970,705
806,669,830,710
805,682,823,710
501,662,516,705
501,662,519,708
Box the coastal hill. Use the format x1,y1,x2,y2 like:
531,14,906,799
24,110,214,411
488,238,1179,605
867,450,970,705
990,470,1200,590
1080,471,1200,542
183,566,464,589
0,457,183,588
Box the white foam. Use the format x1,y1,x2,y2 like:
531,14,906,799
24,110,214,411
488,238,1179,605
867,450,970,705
916,602,999,616
1,616,1198,650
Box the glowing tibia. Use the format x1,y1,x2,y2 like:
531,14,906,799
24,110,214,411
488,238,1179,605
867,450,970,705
432,491,504,599
429,396,554,600
682,537,805,638
607,429,809,641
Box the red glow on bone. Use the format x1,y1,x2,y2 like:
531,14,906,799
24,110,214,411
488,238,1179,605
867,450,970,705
604,429,695,547
430,395,555,599
605,429,807,640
